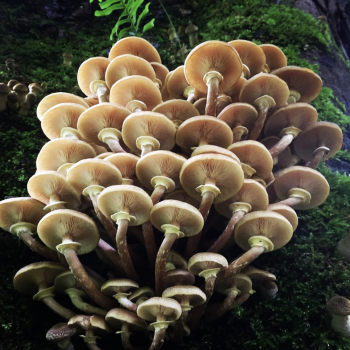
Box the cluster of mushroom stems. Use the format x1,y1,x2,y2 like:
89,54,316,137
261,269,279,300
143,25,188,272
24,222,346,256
0,36,344,349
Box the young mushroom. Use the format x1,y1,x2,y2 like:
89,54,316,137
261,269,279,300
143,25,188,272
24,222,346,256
46,322,77,350
259,44,287,73
326,296,350,337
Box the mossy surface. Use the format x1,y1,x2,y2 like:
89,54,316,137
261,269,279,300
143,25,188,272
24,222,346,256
0,0,350,349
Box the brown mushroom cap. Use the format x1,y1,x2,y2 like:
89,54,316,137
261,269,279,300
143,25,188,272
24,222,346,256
184,41,242,93
41,103,87,140
101,279,139,295
224,77,246,103
188,252,228,275
162,286,206,308
150,200,204,237
166,250,188,270
242,266,276,287
106,308,148,330
180,154,244,203
109,75,162,111
46,323,78,342
37,93,89,121
326,296,350,316
234,210,293,251
215,179,268,218
37,209,99,254
108,37,161,63
77,57,110,97
164,269,195,287
105,54,156,89
129,287,155,303
137,297,182,322
293,121,343,161
271,66,322,103
176,116,233,154
167,66,191,99
273,166,330,210
267,203,298,231
0,197,46,232
229,40,266,76
191,145,241,164
105,153,140,182
259,44,287,71
216,273,252,296
97,185,153,226
14,262,67,295
151,62,169,87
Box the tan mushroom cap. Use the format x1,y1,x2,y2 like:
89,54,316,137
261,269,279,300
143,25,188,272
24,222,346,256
37,92,89,121
105,54,156,89
259,44,287,71
137,297,182,322
216,273,252,295
37,209,99,254
0,197,46,232
41,103,87,140
228,141,273,179
84,97,99,107
167,66,191,99
164,270,195,287
66,158,122,194
69,315,112,332
136,151,186,191
191,145,241,164
161,71,173,102
98,185,153,226
151,62,169,87
264,103,318,137
326,296,350,316
14,262,67,295
273,166,330,209
184,41,243,93
167,250,188,270
293,121,343,161
152,100,199,125
54,271,80,293
271,66,322,102
110,76,162,111
150,200,204,237
260,136,292,168
176,116,233,154
27,171,80,209
90,143,109,155
162,286,206,308
129,287,155,302
77,103,130,146
77,57,110,97
193,97,207,115
229,40,266,76
105,153,139,182
239,73,289,107
241,266,276,286
122,112,176,153
188,252,228,275
224,77,246,103
101,279,139,295
36,139,96,172
267,203,298,231
106,308,148,330
234,211,293,251
215,179,268,218
180,154,244,203
218,102,258,131
95,152,114,159
109,37,161,63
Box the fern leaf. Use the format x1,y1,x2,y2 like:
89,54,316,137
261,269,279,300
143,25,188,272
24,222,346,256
128,0,144,24
95,3,124,16
142,18,155,33
136,2,150,29
97,0,121,10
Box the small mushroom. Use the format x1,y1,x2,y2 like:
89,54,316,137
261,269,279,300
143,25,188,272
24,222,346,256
63,52,73,66
46,322,77,350
326,296,350,337
185,23,199,47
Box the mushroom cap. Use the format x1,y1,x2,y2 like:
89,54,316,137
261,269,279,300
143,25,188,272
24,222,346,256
41,103,86,140
151,62,169,87
216,273,252,295
122,112,176,153
69,315,112,332
162,286,206,307
193,97,207,115
27,171,80,208
267,203,298,231
167,66,191,99
109,37,161,63
152,99,199,124
271,66,322,102
229,40,266,76
37,92,89,121
36,139,96,172
264,103,318,137
136,151,186,190
184,41,242,93
14,262,67,295
0,197,46,232
259,44,287,71
54,271,80,293
188,252,228,275
13,83,28,94
224,77,246,103
46,323,77,342
105,54,156,89
98,185,153,226
129,287,155,302
150,200,204,237
241,266,276,287
167,250,188,270
228,141,273,179
109,76,162,110
191,145,241,163
217,102,258,131
293,121,343,161
161,71,173,102
239,73,289,107
273,166,330,209
101,279,139,295
137,297,182,322
215,179,268,218
260,136,292,168
84,97,99,107
164,270,195,287
77,103,130,146
176,116,233,154
326,296,350,316
180,154,244,203
105,153,139,180
37,209,99,254
234,210,293,251
96,152,114,159
106,308,148,330
0,82,10,94
77,57,110,97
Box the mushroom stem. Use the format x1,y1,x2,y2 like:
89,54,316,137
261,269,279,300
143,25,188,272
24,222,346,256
248,98,273,141
150,327,167,350
187,94,195,104
141,144,153,157
41,296,77,320
151,185,167,205
116,296,138,312
62,248,117,310
207,210,246,253
66,289,107,316
142,221,158,266
96,86,108,104
116,218,141,283
96,239,124,275
277,196,304,207
269,134,294,158
306,149,327,169
205,77,220,117
233,129,245,143
105,137,127,153
121,323,133,350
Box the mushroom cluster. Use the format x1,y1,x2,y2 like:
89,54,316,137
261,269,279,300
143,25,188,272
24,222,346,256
1,37,343,349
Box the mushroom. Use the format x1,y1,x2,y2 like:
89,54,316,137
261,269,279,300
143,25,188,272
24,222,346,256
7,91,19,109
326,296,350,337
224,76,246,103
185,23,199,47
7,79,19,90
28,82,43,96
164,269,195,288
193,97,206,114
191,145,241,164
18,101,30,116
129,287,155,305
46,322,77,350
105,153,140,185
165,250,189,271
13,83,28,104
266,203,298,232
259,44,287,72
63,52,73,66
167,66,195,102
151,62,169,88
260,136,292,168
0,83,10,112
